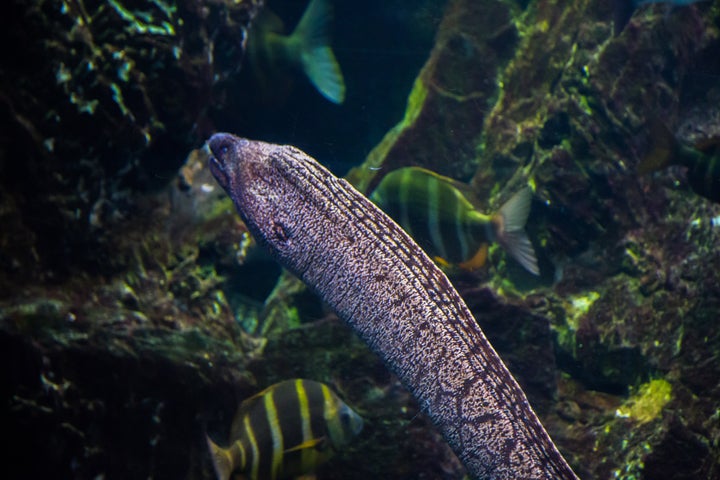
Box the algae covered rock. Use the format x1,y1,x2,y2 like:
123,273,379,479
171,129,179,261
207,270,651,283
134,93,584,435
349,0,720,477
2,0,720,478
347,0,518,192
0,154,264,477
0,0,259,282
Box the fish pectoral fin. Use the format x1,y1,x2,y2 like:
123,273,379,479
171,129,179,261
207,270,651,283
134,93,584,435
284,436,327,453
406,167,481,207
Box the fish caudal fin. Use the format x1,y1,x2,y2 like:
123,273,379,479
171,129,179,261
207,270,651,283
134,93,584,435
292,0,345,104
637,120,677,174
494,188,539,275
301,47,345,104
206,435,234,480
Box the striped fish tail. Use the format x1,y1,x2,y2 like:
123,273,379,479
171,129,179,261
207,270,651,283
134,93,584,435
491,188,539,275
292,0,345,103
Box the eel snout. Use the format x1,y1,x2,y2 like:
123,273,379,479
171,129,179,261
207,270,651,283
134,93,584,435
207,133,249,189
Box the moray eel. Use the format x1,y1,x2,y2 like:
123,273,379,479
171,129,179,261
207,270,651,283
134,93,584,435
206,133,579,480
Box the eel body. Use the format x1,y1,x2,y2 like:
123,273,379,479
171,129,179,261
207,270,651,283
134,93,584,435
207,133,578,480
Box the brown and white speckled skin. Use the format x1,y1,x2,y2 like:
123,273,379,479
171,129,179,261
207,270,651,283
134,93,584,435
207,133,579,480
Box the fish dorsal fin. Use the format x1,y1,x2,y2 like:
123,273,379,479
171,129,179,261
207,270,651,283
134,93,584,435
291,0,345,103
407,167,481,206
285,436,326,453
408,166,467,190
229,386,275,439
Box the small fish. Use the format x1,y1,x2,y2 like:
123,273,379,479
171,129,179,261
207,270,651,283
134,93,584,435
370,167,539,275
206,379,363,480
247,0,345,104
613,0,708,35
638,121,720,203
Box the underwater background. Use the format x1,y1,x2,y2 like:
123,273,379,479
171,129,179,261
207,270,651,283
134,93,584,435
1,0,720,478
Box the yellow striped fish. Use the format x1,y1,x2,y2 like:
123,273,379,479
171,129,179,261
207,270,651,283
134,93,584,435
370,167,539,275
206,379,363,480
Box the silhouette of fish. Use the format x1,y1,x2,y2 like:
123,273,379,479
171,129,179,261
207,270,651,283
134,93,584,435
638,121,720,203
247,0,345,104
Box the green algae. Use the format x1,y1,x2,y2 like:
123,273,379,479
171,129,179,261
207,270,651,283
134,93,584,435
616,379,672,424
595,379,674,480
348,77,429,192
401,76,431,129
567,291,600,330
549,290,600,359
108,0,176,36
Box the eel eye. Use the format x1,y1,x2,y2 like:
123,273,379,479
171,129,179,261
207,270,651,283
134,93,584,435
272,222,291,243
208,133,236,164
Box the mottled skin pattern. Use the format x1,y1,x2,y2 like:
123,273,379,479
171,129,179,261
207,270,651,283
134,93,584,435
207,133,578,480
